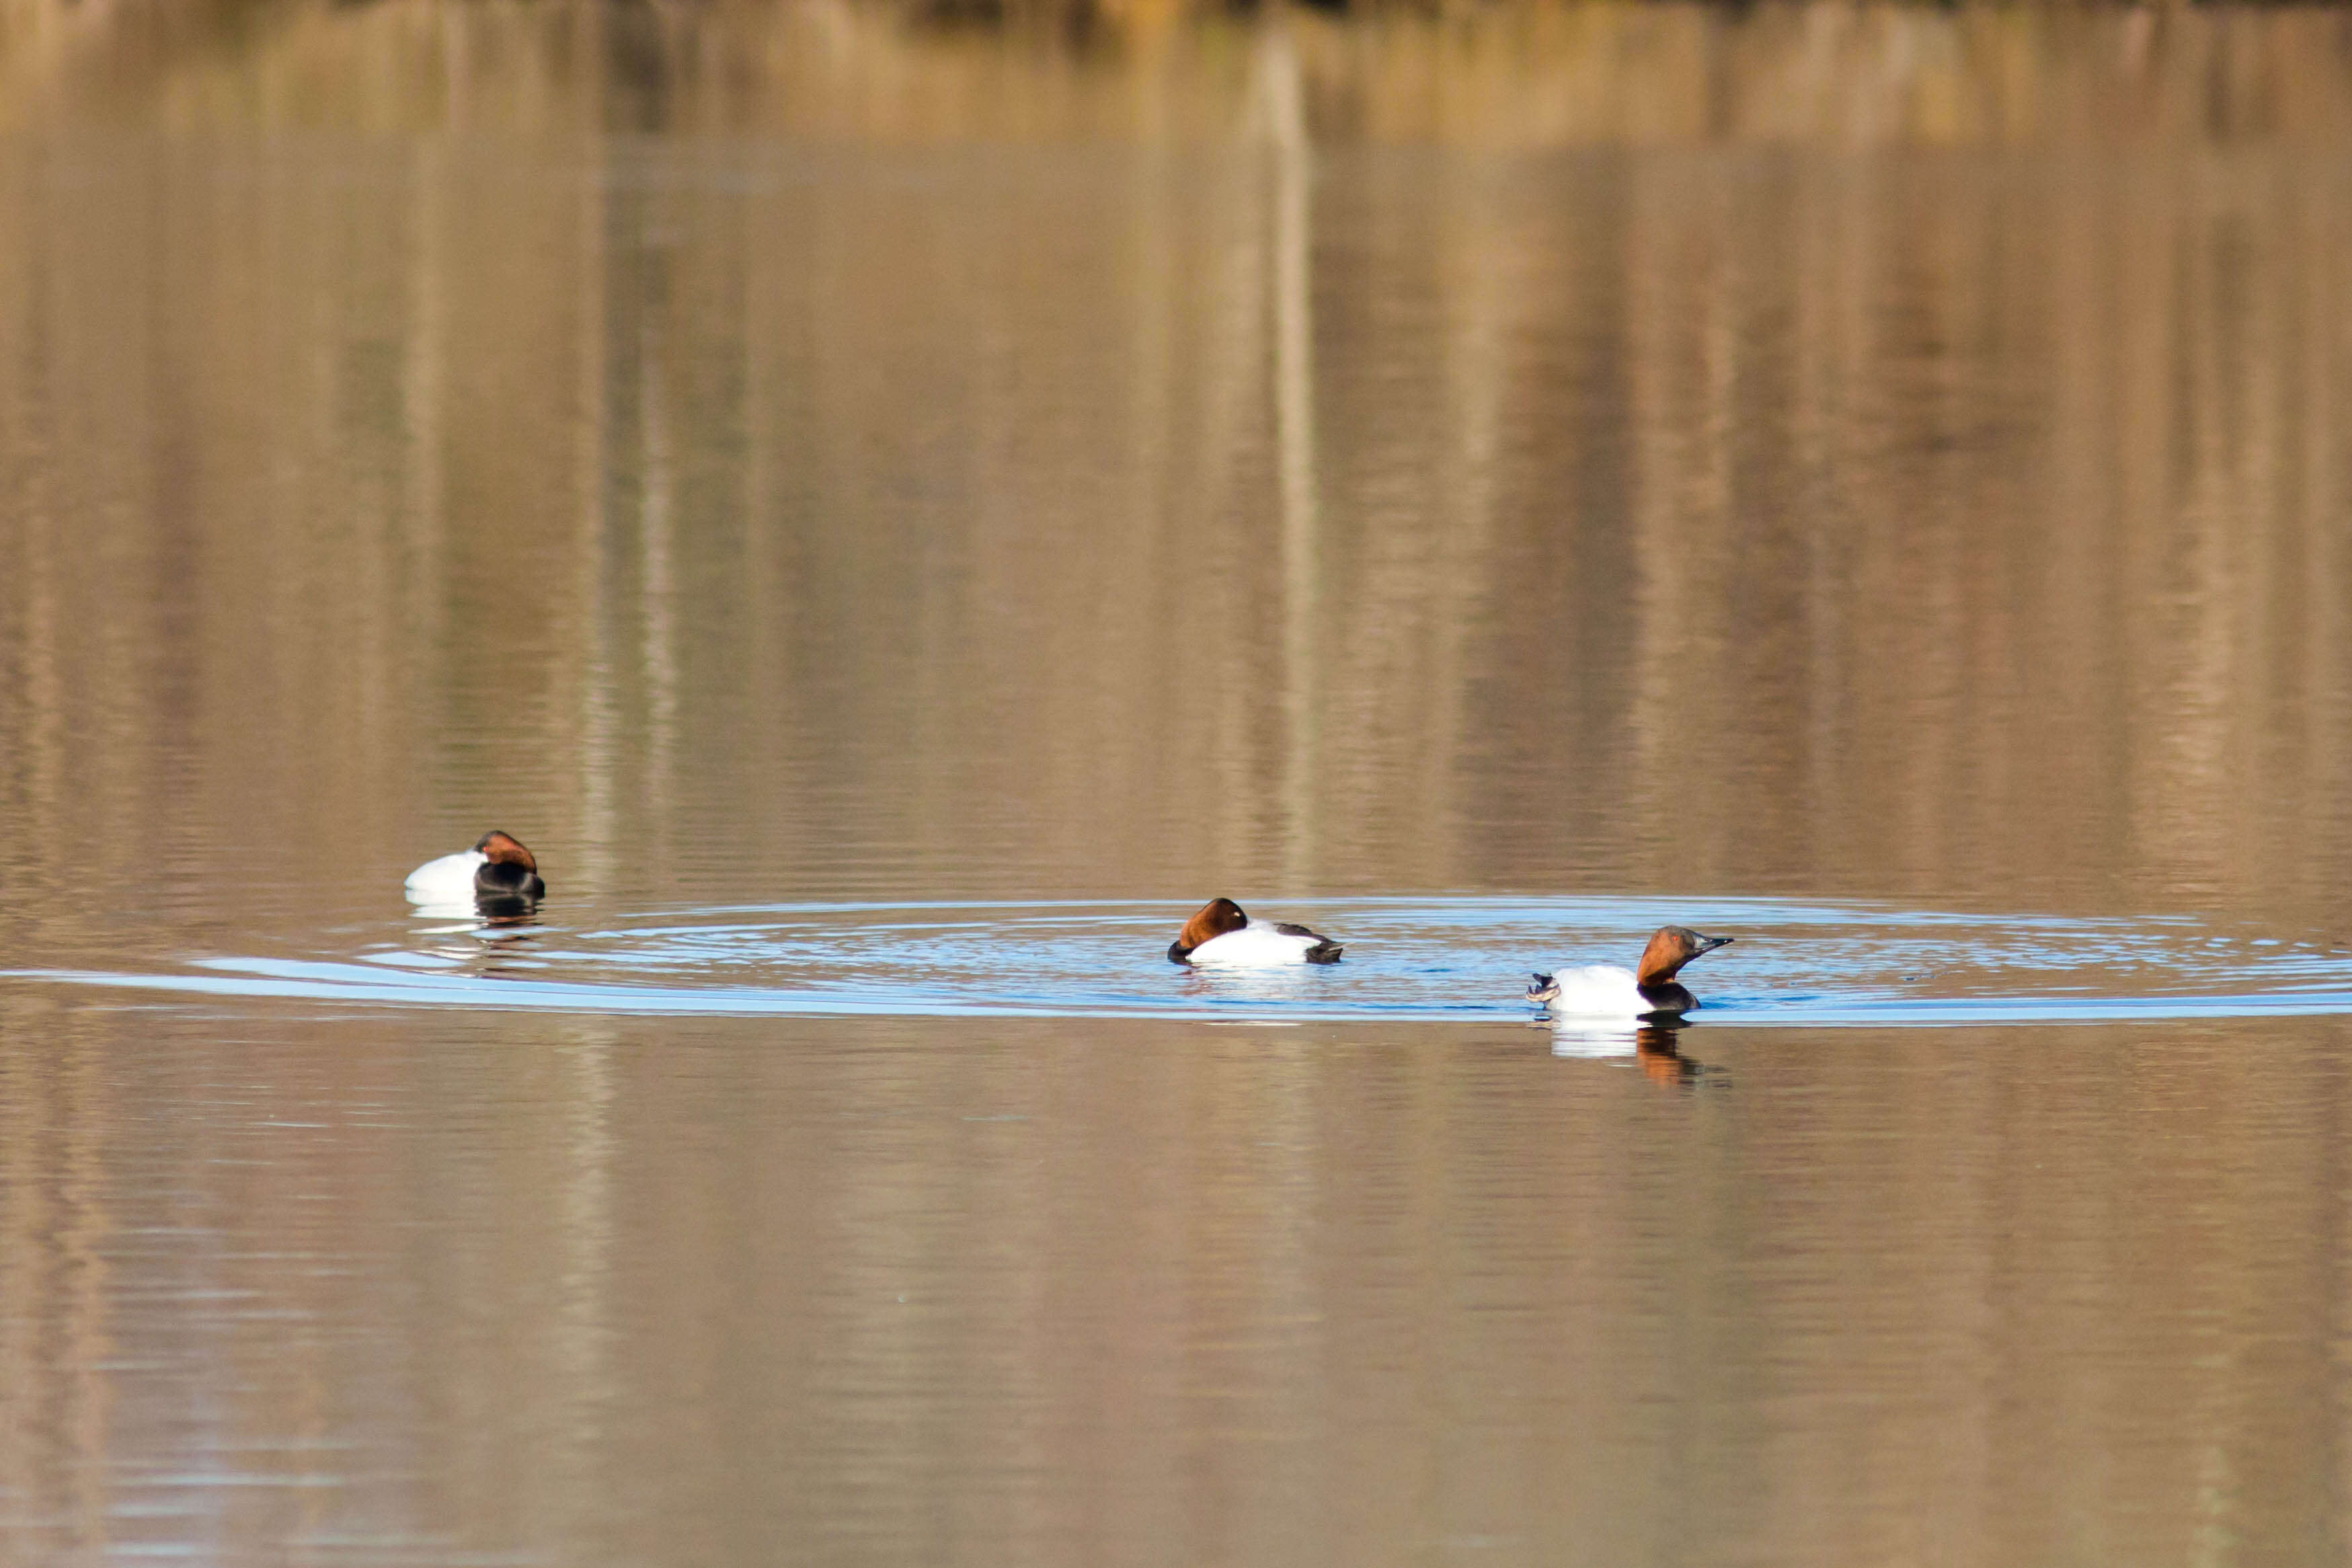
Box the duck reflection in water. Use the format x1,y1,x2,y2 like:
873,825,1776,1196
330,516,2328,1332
1630,1025,1709,1087
409,917,545,982
1541,1019,1718,1088
468,920,545,982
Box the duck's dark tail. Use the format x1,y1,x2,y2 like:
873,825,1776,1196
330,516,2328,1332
1275,923,1344,964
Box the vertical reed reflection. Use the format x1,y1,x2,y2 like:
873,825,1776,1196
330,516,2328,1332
1265,25,1320,898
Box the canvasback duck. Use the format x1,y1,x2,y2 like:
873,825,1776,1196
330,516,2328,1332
1169,898,1342,966
1526,926,1731,1019
404,831,546,909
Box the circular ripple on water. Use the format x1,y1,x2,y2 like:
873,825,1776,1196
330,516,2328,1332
20,896,2352,1027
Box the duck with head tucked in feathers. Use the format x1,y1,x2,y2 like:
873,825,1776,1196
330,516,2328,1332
1168,898,1343,967
404,831,547,912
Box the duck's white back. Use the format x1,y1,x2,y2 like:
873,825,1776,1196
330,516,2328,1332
1187,925,1320,967
1540,965,1647,1017
403,850,486,904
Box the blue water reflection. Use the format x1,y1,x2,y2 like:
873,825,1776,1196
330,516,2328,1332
19,896,2352,1027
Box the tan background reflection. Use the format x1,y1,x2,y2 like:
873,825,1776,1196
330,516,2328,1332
0,1,2348,925
3,8,2352,1567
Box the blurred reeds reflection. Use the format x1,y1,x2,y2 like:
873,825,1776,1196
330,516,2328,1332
5,1,2352,143
0,1,2347,932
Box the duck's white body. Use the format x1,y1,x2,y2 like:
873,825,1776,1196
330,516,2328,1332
1534,965,1650,1019
404,850,487,905
1186,925,1329,968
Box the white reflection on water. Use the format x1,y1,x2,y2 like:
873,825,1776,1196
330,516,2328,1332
1547,1022,1643,1058
18,896,2352,1028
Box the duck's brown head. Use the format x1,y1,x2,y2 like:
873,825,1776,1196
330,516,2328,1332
474,831,539,874
1635,926,1733,987
1171,898,1249,959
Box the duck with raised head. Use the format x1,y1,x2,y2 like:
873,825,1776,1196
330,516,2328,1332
1168,898,1343,966
404,831,547,909
1526,925,1731,1019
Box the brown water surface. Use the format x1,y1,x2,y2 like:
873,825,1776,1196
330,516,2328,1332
5,4,2352,1563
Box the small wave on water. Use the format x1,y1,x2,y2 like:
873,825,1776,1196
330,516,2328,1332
15,896,2352,1028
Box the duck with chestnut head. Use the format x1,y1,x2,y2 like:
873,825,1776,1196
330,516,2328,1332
1168,898,1342,966
1526,925,1732,1019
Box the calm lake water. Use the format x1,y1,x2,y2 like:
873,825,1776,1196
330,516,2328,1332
6,3,2352,1563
